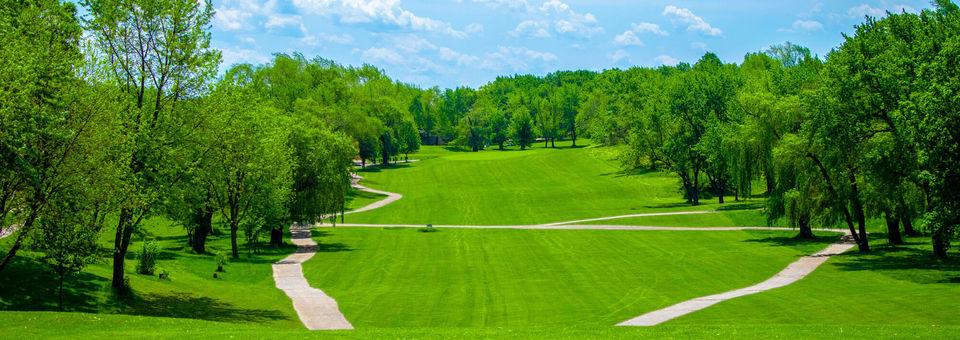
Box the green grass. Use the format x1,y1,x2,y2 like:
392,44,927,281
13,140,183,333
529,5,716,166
0,217,300,329
674,236,960,327
302,227,832,327
575,209,780,227
344,187,386,211
3,311,958,339
345,141,764,225
2,139,957,337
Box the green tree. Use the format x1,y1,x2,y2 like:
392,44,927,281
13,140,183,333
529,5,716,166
510,106,535,150
84,0,220,288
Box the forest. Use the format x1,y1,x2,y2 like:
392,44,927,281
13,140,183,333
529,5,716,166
1,0,959,303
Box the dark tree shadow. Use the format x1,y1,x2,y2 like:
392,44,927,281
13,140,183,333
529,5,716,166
600,168,658,178
0,257,106,313
743,234,841,252
117,292,289,323
715,202,765,211
822,239,960,284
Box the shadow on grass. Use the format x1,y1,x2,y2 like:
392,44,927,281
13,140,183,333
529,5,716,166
0,256,106,313
743,234,841,253
0,253,291,323
600,168,659,178
828,241,960,284
715,202,765,211
118,292,289,323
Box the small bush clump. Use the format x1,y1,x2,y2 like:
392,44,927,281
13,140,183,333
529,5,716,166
136,242,160,275
417,224,438,233
215,252,228,273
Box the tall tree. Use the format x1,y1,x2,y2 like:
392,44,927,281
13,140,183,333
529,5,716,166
84,0,220,288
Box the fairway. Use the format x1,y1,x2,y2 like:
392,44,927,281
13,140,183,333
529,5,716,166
301,227,830,327
5,2,960,337
344,142,762,226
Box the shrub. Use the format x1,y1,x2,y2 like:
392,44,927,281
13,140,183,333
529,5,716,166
157,267,170,280
136,242,160,275
418,224,438,233
215,252,228,273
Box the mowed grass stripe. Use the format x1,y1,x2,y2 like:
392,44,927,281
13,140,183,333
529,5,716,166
344,142,729,226
302,227,829,327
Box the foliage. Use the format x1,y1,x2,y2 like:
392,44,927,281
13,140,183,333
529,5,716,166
136,242,160,275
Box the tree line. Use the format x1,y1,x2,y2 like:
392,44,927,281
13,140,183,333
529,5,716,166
3,0,960,302
431,1,960,258
0,0,424,292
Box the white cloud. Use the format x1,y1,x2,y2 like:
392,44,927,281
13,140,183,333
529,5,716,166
654,55,679,66
215,8,252,31
472,0,529,10
293,0,470,38
465,23,484,34
613,22,666,47
481,46,557,71
438,47,481,65
663,5,722,36
792,19,823,31
302,33,354,46
631,22,668,36
512,20,552,38
220,47,271,68
511,0,602,39
847,3,917,18
691,42,708,51
609,49,630,63
613,30,643,46
362,47,405,65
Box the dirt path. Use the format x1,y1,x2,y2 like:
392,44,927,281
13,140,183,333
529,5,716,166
618,234,855,326
273,224,353,330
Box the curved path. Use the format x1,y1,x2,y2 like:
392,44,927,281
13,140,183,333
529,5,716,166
272,173,403,330
343,174,402,215
618,234,854,326
293,177,854,329
273,224,353,330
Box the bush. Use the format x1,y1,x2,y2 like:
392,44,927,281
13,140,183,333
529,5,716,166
157,267,170,280
136,242,160,275
417,224,438,233
215,252,228,273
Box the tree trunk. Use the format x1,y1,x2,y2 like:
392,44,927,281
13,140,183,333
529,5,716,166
898,200,919,236
58,270,65,311
190,206,213,254
571,129,577,147
884,210,904,245
0,204,40,272
381,136,390,166
717,181,725,204
848,173,870,252
797,215,815,239
932,224,952,258
691,168,701,206
550,138,555,148
111,209,135,289
902,214,919,237
764,164,775,195
270,227,283,247
230,203,240,258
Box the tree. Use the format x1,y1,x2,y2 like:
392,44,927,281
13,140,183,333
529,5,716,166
487,109,510,150
0,0,105,272
208,66,293,258
510,106,535,150
84,0,220,288
30,192,104,310
457,107,487,152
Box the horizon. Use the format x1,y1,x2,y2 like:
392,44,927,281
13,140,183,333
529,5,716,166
211,0,932,88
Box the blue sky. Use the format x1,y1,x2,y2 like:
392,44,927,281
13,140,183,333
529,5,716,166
211,0,932,88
